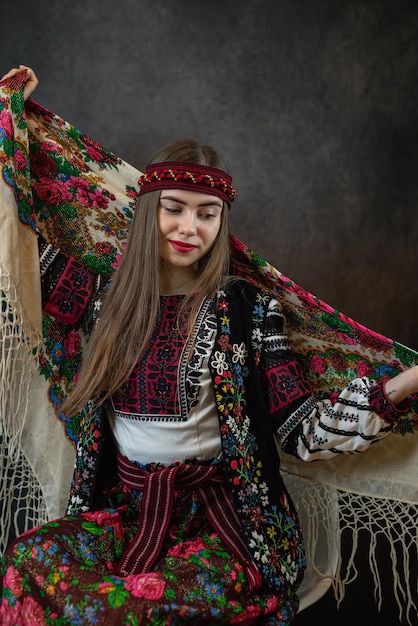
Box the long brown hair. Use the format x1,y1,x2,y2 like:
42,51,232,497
61,139,232,416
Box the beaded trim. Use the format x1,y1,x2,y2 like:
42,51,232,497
39,243,60,276
138,162,237,206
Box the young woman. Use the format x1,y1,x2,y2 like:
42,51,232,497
1,66,418,625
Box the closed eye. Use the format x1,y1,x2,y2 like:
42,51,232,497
162,206,182,214
199,212,218,220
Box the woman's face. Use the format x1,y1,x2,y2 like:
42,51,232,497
158,189,223,276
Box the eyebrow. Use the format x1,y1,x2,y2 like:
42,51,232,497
160,195,223,209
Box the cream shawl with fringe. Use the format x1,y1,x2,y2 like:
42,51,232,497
1,70,418,621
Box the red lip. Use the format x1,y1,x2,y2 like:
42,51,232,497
169,240,198,253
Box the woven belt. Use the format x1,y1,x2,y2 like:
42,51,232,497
115,452,261,591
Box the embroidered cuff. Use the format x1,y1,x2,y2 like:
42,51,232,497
43,256,96,325
369,380,411,424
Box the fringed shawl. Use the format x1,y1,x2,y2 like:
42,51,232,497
1,70,418,621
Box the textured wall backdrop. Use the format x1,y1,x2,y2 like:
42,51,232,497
2,0,417,349
1,2,418,624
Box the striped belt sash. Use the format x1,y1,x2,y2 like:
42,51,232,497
116,452,261,591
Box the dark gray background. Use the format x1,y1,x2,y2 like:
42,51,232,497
2,0,417,350
1,1,417,624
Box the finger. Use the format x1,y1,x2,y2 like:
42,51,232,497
19,64,32,74
0,68,20,81
1,65,33,81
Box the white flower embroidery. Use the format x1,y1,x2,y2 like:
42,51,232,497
249,531,264,547
249,531,269,563
70,494,84,505
232,342,248,365
211,350,228,375
226,414,250,445
252,328,263,342
285,554,298,583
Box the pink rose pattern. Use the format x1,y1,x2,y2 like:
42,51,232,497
34,177,73,206
0,484,297,624
0,76,139,444
124,573,166,600
0,108,13,139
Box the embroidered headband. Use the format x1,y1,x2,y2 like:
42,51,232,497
137,162,237,206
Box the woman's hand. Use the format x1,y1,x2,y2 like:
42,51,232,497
1,65,39,100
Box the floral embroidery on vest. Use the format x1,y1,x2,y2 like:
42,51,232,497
211,286,305,590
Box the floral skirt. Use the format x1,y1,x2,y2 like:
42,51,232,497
0,484,298,625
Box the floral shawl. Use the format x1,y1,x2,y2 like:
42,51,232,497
1,70,418,621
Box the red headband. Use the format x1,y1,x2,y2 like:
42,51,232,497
137,162,237,206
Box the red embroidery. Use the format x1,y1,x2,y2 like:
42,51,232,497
263,359,312,415
43,257,95,325
112,296,188,418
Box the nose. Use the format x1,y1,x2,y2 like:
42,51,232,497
178,211,196,236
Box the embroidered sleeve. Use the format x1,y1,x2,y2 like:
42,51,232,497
260,299,410,462
260,298,314,432
38,234,100,326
